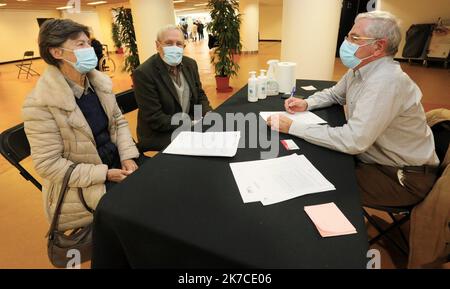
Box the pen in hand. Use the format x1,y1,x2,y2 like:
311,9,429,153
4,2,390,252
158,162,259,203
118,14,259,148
282,85,296,99
281,85,297,99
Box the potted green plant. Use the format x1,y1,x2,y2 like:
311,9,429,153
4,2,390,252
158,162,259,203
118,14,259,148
207,0,242,92
111,22,123,54
113,7,140,74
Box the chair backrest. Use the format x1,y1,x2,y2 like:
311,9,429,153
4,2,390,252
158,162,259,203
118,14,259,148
431,120,450,163
0,123,42,190
116,89,138,114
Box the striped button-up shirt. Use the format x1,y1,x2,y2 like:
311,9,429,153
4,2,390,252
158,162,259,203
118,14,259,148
289,56,439,167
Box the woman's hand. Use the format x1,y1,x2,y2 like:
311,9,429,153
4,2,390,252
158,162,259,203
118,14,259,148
121,159,138,173
284,97,308,114
107,169,131,183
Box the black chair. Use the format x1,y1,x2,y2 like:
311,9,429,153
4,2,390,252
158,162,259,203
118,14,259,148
16,51,40,79
115,89,137,114
0,123,42,190
364,120,450,255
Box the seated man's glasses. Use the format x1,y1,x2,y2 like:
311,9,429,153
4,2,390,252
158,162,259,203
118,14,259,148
160,40,185,48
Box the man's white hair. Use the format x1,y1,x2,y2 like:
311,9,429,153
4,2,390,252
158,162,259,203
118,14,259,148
355,11,402,55
156,24,183,42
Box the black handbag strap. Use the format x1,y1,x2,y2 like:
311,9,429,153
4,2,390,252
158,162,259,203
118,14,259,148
46,164,77,238
78,188,94,214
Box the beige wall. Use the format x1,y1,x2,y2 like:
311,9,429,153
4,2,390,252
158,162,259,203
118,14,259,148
281,0,341,80
61,10,102,42
259,4,282,40
240,0,260,51
0,9,60,62
130,0,175,62
0,3,130,63
378,0,450,58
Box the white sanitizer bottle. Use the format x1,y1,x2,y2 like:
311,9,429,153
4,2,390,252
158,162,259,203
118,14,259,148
248,71,258,103
257,69,268,100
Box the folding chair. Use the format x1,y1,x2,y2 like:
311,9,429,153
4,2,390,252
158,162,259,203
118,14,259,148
0,123,42,191
115,89,156,157
116,89,138,114
16,51,40,79
364,119,450,255
364,205,414,255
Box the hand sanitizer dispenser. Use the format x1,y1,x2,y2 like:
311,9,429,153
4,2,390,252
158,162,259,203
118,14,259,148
257,70,268,100
248,71,258,103
266,60,279,96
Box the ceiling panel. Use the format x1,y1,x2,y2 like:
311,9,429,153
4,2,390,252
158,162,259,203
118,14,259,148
0,0,282,11
0,0,211,10
0,0,127,10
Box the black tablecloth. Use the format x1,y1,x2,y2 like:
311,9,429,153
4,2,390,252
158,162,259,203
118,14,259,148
92,79,369,269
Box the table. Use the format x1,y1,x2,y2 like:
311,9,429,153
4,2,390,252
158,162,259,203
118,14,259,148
92,79,369,269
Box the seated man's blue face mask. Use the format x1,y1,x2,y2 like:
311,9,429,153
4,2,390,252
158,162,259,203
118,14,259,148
162,46,184,66
339,39,375,69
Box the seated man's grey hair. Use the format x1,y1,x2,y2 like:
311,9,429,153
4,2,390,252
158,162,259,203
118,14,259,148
355,11,402,55
157,24,184,42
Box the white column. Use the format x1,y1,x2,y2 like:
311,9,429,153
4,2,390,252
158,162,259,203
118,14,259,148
281,0,342,80
239,0,259,52
130,0,175,62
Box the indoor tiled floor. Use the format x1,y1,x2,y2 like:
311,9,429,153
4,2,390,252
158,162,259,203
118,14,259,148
0,39,449,268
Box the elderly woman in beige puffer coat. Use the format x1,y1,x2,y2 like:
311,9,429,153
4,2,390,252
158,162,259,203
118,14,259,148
22,19,141,231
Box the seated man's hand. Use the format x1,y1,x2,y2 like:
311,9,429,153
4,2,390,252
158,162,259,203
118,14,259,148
267,114,293,134
284,97,308,114
121,159,138,173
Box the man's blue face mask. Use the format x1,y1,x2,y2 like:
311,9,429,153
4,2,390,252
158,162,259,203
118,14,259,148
62,47,98,74
162,45,184,66
339,38,376,69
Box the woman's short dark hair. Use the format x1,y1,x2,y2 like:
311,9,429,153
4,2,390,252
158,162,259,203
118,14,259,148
38,19,90,67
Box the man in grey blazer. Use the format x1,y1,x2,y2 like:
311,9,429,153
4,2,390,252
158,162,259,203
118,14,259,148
133,25,212,152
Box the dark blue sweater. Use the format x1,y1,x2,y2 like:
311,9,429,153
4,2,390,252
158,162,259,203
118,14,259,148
76,89,120,168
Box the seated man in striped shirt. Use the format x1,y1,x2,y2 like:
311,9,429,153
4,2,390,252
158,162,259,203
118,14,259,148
267,11,439,208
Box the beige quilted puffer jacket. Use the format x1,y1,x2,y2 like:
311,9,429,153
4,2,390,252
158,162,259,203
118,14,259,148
22,65,139,231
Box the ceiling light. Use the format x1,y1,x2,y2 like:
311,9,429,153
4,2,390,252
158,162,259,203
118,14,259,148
87,1,107,5
56,5,74,10
176,8,196,12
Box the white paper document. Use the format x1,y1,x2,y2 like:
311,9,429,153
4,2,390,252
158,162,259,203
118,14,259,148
230,154,335,205
163,131,241,157
259,111,327,125
301,85,318,91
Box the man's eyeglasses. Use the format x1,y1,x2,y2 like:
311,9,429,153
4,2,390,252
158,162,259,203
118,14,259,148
159,41,186,48
345,35,378,42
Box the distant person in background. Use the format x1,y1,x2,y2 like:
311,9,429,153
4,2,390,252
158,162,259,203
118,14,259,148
181,19,189,40
182,22,189,40
191,22,198,42
197,21,204,40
